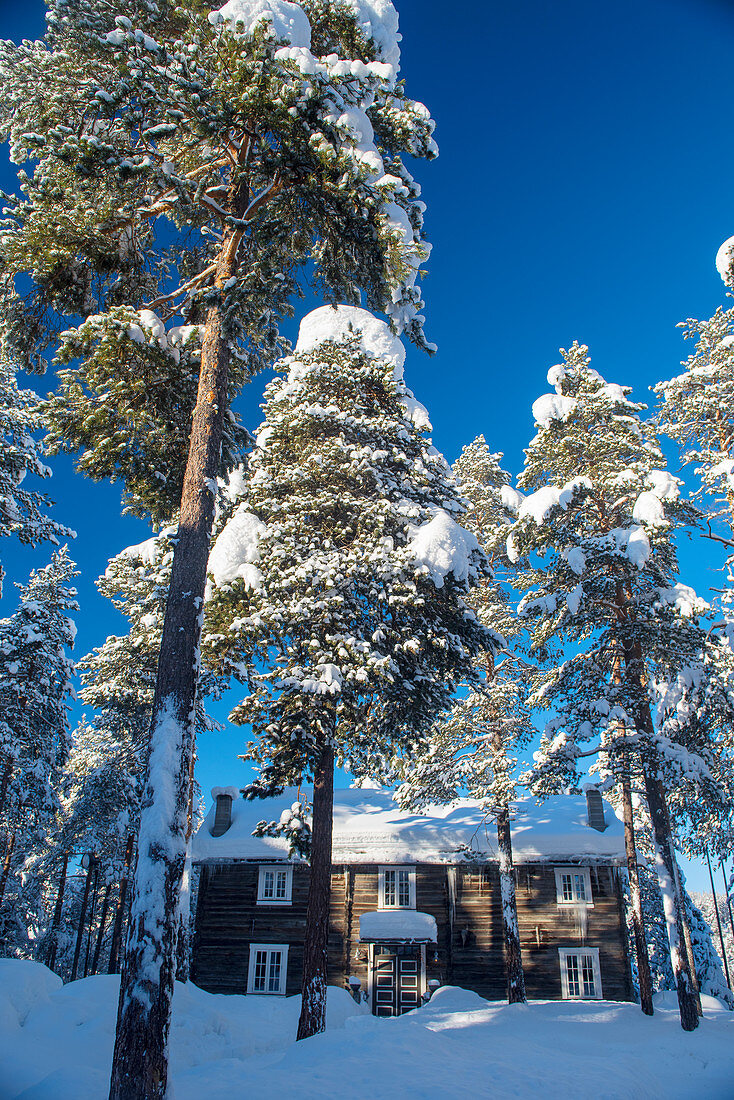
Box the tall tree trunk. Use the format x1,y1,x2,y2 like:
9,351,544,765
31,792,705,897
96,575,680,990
642,771,699,1031
71,855,96,982
496,804,526,1003
0,831,16,909
618,627,698,1031
619,767,654,1014
706,849,731,989
109,177,249,1100
0,758,12,816
722,860,734,961
297,742,335,1041
91,882,112,977
678,888,703,1016
83,860,101,978
175,737,197,983
109,834,134,975
47,851,69,973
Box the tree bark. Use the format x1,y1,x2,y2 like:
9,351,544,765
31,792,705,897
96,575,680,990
46,851,69,973
83,859,100,978
297,742,335,1041
108,834,134,975
642,771,699,1031
91,882,112,976
175,737,197,983
706,849,731,989
678,888,703,1016
0,831,15,909
496,805,526,1003
109,177,249,1100
0,758,12,817
619,769,654,1014
71,855,96,982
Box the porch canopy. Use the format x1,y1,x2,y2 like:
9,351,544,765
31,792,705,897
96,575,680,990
359,910,437,944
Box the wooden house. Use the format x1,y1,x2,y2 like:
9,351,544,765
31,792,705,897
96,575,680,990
190,786,633,1016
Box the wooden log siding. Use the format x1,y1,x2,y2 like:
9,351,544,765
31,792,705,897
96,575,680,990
191,860,633,1003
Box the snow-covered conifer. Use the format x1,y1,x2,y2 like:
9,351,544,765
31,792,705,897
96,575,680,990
511,342,711,1029
0,549,77,929
398,437,532,1002
0,352,73,593
1,3,437,1088
206,306,497,1038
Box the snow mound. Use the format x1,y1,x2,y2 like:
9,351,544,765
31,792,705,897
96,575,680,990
359,910,437,942
0,960,61,1030
211,786,240,801
716,235,734,285
407,508,479,588
210,0,311,47
518,478,591,526
295,305,406,377
646,470,680,500
208,506,266,590
4,964,733,1100
501,485,524,514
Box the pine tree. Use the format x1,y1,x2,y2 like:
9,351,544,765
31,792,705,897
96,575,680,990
0,548,77,933
397,438,532,1003
511,342,709,1029
205,307,496,1038
1,4,437,1092
0,350,73,594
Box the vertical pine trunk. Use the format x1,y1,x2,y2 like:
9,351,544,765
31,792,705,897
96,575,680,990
722,860,734,966
678,890,703,1015
83,860,101,978
620,770,654,1014
0,758,12,816
108,834,134,975
706,849,731,989
109,178,249,1100
46,851,69,973
496,805,526,1003
71,855,96,982
0,830,15,909
91,882,113,976
297,742,335,1041
175,738,197,983
642,771,699,1031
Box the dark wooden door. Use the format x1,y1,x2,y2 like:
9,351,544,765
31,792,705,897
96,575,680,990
372,946,421,1016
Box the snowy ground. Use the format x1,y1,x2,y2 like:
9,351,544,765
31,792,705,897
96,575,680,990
1,961,732,1099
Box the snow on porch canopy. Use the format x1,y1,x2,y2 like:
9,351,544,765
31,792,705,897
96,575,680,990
192,788,625,864
359,910,438,944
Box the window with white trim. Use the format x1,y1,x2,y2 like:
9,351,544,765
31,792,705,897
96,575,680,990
559,947,602,999
554,866,593,907
247,943,288,994
378,866,416,909
257,865,293,905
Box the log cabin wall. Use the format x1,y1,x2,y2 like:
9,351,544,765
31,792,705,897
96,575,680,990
191,859,633,1002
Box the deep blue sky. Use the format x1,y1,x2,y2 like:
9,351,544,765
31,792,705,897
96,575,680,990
2,1,733,890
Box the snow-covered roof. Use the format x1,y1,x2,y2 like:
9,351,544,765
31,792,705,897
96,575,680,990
359,910,437,943
192,788,625,864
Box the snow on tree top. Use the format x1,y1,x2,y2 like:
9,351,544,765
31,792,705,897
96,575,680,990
518,478,591,526
407,508,480,588
192,787,626,864
207,506,265,590
531,393,577,428
294,305,406,376
346,0,401,69
210,0,311,47
715,235,734,286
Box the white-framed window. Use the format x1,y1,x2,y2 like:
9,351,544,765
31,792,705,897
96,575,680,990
247,943,289,994
559,947,602,999
378,866,416,909
257,865,293,905
554,866,593,907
